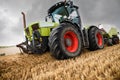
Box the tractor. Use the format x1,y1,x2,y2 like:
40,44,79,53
17,0,105,59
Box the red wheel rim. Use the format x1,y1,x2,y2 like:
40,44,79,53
64,31,79,53
96,32,103,46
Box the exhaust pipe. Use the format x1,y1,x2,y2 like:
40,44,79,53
16,42,29,53
16,12,29,53
21,12,26,29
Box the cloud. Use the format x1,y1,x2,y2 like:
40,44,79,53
75,0,120,25
26,0,61,23
0,0,120,46
0,7,24,46
0,0,35,46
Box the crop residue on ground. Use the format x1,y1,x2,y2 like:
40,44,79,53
0,44,120,80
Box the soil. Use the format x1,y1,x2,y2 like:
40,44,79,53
0,44,120,80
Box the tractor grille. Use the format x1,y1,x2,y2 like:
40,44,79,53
32,23,39,31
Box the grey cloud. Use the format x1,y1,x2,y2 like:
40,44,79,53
0,0,120,46
0,0,34,11
26,0,61,23
11,18,24,36
0,20,6,32
76,0,120,25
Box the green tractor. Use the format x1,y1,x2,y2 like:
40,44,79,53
17,0,105,59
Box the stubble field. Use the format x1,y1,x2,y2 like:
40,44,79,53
0,44,120,80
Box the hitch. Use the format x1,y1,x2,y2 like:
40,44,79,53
16,12,29,53
16,42,29,53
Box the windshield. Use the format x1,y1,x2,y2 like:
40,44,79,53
51,6,69,23
51,6,79,24
69,10,78,19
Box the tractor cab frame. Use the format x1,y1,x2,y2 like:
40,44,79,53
48,1,81,26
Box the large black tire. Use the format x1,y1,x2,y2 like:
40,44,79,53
88,26,104,51
112,35,119,44
49,23,82,59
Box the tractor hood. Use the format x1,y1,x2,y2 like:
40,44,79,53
25,21,59,41
39,21,59,28
28,21,59,28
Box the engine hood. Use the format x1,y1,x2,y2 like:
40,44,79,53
39,21,59,28
28,21,59,28
25,21,59,40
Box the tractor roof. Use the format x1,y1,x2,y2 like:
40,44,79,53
48,1,65,14
48,1,78,15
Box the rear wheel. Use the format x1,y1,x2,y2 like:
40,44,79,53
49,23,82,59
88,26,104,51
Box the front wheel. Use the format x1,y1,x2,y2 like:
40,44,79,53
49,23,82,59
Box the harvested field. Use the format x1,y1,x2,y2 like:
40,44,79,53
0,44,120,80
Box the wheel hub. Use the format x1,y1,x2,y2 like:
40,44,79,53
96,32,103,46
65,38,72,47
64,31,79,53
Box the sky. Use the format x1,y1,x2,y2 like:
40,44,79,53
0,0,120,46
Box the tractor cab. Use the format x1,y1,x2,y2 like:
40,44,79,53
47,1,81,25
